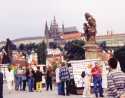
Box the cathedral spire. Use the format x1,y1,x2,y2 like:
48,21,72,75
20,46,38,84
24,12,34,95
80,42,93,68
50,21,53,31
62,23,65,33
53,16,56,24
45,20,49,47
45,20,49,39
50,16,58,32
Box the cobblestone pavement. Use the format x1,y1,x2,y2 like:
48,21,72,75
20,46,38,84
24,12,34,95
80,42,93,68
3,83,107,98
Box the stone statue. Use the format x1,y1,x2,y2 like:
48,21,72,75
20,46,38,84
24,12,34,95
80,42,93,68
84,13,96,42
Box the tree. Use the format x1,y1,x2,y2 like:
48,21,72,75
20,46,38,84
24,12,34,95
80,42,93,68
25,43,36,52
49,42,57,49
64,40,85,60
2,38,17,64
19,43,25,50
36,41,47,64
99,41,107,51
18,42,47,65
18,43,38,54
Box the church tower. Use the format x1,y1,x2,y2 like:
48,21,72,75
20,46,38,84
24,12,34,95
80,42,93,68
50,16,58,36
49,16,60,47
44,21,49,47
45,21,49,38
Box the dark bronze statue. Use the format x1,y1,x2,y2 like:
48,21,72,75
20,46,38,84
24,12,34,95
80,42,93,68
83,13,96,42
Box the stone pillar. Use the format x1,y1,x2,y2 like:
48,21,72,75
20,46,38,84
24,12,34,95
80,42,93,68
85,42,102,59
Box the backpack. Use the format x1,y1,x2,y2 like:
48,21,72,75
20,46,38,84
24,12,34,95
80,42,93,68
81,71,86,78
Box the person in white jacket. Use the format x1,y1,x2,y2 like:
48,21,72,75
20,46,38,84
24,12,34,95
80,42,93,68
82,65,92,98
5,67,14,93
55,65,61,95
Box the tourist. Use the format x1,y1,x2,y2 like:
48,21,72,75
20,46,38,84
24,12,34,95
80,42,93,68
5,67,14,93
46,66,53,91
22,67,27,91
55,64,61,95
67,63,76,94
15,66,23,91
35,66,42,92
107,58,125,98
101,62,108,95
27,68,35,92
32,65,37,91
59,62,70,96
82,64,92,97
0,69,3,98
91,62,104,98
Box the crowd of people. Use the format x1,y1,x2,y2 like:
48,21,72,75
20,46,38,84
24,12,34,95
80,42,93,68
6,66,43,93
0,62,76,97
0,57,125,98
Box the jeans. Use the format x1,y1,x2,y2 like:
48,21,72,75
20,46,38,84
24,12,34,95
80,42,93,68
28,77,34,92
0,82,3,98
57,83,62,95
46,78,52,90
15,75,22,90
93,76,103,97
22,80,27,91
61,80,70,95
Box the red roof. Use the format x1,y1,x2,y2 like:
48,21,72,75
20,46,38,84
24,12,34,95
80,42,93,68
62,32,81,40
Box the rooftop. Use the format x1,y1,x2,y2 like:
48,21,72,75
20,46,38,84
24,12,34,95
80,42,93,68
62,32,82,40
58,26,78,33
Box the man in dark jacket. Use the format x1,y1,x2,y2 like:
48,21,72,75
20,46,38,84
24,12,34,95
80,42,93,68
35,67,42,92
0,71,3,98
46,66,53,91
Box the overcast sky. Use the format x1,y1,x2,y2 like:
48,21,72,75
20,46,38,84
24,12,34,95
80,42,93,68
0,0,125,42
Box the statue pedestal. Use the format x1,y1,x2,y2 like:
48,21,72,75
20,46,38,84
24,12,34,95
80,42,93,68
85,42,102,59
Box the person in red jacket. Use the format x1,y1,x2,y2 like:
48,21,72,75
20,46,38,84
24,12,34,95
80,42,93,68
91,62,104,98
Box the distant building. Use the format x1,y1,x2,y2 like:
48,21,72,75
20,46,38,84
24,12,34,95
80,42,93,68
44,17,82,47
0,36,45,48
0,33,125,49
12,51,28,66
46,48,63,66
96,33,125,48
0,16,125,50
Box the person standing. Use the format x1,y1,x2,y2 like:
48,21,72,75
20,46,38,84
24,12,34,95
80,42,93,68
15,66,23,91
82,65,92,97
46,66,53,91
0,70,3,98
59,62,70,96
27,68,35,92
5,67,14,93
67,63,76,94
56,64,61,95
35,66,42,92
22,67,27,91
91,62,104,98
101,62,108,95
107,58,125,98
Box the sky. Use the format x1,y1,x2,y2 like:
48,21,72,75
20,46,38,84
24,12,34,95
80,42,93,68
0,0,125,42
